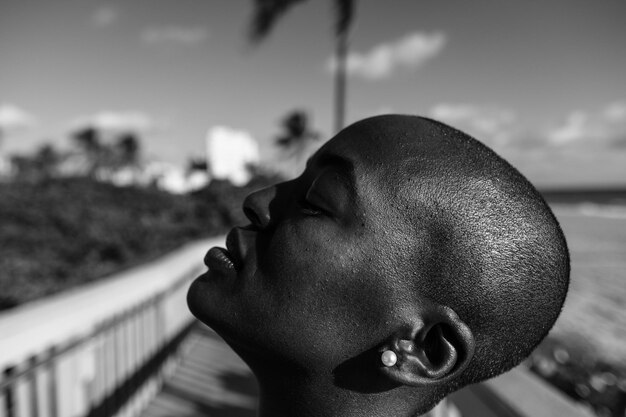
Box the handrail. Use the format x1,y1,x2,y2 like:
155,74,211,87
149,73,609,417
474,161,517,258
0,237,219,417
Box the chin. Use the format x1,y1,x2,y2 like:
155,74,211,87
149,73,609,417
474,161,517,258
187,275,243,340
187,274,223,327
187,277,207,320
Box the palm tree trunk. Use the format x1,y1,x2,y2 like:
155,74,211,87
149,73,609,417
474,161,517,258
334,28,348,133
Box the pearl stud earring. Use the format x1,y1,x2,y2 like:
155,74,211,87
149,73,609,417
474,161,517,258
381,350,397,367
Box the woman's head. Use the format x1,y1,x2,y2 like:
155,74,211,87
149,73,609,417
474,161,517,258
187,114,569,413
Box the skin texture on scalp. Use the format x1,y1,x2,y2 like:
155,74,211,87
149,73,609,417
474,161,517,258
187,114,570,417
365,116,570,396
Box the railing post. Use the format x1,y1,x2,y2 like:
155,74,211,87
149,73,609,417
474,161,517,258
0,380,6,417
2,368,15,417
34,353,50,417
28,357,39,417
12,360,32,417
105,319,116,415
46,347,57,417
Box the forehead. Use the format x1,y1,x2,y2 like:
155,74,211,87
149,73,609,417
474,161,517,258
310,116,438,178
304,120,434,228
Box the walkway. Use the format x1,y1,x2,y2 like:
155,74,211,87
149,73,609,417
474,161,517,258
141,324,258,417
140,323,518,417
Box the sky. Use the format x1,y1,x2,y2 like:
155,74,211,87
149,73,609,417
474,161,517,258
1,0,625,188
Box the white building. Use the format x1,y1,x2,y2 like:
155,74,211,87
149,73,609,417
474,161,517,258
206,126,260,186
143,161,209,194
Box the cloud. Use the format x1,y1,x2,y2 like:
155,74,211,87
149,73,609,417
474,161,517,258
0,103,37,134
546,101,626,147
604,101,626,121
429,100,626,151
91,6,119,28
140,26,208,45
546,111,589,145
430,103,518,147
328,31,446,80
70,111,156,135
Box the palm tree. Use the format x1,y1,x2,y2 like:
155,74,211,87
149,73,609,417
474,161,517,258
249,0,355,133
117,133,140,167
35,143,61,179
274,109,319,176
72,126,102,176
276,110,319,150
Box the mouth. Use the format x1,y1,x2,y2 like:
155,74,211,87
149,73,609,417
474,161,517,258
203,228,244,273
204,246,236,274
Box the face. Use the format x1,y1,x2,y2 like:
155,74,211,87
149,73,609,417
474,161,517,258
187,119,433,373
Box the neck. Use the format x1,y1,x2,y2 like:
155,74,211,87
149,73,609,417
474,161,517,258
254,371,425,417
231,343,433,417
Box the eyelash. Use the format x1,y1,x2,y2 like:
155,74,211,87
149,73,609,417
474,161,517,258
298,199,323,216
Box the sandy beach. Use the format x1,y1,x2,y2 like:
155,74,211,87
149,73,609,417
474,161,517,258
550,204,626,366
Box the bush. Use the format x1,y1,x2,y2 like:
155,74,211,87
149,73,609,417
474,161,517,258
0,175,280,310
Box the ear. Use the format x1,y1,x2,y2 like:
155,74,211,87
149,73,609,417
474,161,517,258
380,306,475,386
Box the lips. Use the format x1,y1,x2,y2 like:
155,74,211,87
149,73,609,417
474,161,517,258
203,228,244,273
204,246,236,274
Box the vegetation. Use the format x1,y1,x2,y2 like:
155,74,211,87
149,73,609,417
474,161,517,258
274,110,321,171
0,174,280,311
10,126,143,183
248,0,355,133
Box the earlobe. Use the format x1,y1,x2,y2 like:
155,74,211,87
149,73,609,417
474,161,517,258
380,308,474,386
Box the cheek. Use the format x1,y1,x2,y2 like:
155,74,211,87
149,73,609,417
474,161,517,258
263,220,337,279
256,223,400,359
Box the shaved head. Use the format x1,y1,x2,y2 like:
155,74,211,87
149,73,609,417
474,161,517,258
348,115,570,392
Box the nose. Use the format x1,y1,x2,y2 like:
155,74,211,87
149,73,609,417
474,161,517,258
243,185,276,230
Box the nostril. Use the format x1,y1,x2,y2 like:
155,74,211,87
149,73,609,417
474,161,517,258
243,206,261,228
243,185,275,229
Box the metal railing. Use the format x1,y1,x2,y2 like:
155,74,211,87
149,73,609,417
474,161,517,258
0,238,218,417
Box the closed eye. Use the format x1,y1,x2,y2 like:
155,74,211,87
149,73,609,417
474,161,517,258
297,199,324,216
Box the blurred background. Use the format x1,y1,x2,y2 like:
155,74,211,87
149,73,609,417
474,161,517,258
1,1,625,416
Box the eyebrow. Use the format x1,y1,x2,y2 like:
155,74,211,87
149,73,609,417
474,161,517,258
306,152,355,183
305,153,357,206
